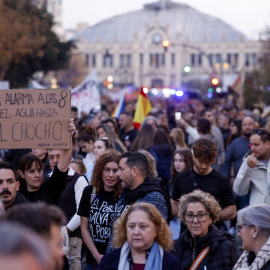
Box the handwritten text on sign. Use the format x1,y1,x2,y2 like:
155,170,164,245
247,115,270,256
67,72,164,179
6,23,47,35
0,89,71,149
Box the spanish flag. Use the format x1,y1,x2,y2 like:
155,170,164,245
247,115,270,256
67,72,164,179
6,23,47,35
133,87,152,130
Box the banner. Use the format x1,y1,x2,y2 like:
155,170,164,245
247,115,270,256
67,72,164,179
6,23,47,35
71,70,100,116
0,89,71,149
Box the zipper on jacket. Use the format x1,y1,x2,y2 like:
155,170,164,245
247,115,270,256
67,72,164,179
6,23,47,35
190,238,196,262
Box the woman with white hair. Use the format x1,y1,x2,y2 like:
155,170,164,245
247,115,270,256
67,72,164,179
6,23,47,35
233,204,270,269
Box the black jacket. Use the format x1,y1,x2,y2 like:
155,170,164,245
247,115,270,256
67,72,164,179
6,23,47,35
19,165,68,205
120,177,172,222
5,192,29,210
98,247,182,270
171,225,239,270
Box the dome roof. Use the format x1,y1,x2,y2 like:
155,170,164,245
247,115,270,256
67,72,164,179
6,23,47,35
76,0,246,43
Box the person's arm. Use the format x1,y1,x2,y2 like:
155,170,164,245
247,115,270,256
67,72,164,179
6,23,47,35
218,205,236,221
220,143,234,178
81,216,104,263
170,198,179,217
66,176,88,232
57,119,76,173
177,118,200,142
233,156,253,196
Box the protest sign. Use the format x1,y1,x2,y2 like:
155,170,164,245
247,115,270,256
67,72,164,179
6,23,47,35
0,89,71,149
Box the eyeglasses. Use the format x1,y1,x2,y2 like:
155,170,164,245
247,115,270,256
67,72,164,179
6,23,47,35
184,213,209,222
236,224,253,232
251,129,270,141
252,129,263,135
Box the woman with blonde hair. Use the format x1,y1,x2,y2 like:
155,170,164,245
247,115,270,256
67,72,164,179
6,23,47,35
98,202,181,270
96,123,124,153
172,190,238,270
138,149,158,179
170,128,187,149
69,159,87,175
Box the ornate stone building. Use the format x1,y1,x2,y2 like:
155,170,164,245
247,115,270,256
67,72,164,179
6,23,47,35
74,0,263,90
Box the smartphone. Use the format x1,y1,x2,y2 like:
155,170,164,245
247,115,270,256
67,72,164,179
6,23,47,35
175,112,181,120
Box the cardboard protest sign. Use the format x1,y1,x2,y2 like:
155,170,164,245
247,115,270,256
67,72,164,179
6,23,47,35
0,89,71,149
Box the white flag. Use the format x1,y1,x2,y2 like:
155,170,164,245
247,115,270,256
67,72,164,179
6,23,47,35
31,80,46,89
71,70,100,116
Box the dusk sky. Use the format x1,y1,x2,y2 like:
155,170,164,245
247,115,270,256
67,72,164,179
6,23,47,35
63,0,270,39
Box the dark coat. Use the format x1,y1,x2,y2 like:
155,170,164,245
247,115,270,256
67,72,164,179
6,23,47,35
171,225,239,270
149,144,173,182
98,247,182,270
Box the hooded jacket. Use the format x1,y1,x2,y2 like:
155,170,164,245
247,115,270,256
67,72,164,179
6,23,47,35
171,225,238,270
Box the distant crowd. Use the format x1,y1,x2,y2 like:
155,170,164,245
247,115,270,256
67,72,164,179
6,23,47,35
1,99,270,270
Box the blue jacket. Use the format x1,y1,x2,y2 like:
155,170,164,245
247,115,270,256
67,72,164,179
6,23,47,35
221,137,250,178
98,247,182,270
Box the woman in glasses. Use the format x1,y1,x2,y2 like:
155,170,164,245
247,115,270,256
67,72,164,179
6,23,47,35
233,204,270,270
78,150,122,269
172,190,238,270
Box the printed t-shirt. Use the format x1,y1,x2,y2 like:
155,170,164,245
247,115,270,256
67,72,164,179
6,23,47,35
78,185,117,265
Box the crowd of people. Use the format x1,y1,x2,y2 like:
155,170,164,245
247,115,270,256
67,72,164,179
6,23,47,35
1,99,270,270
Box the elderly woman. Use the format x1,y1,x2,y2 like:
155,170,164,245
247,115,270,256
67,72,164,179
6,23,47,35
98,202,182,270
233,204,270,270
172,190,238,270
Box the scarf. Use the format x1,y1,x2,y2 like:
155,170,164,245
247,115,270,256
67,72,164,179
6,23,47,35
233,236,270,270
119,177,172,222
121,177,165,204
118,241,163,270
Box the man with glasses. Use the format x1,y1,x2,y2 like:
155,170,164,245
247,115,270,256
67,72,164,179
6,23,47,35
234,128,270,205
171,138,236,227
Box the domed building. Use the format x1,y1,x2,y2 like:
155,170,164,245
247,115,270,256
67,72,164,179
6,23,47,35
75,0,262,90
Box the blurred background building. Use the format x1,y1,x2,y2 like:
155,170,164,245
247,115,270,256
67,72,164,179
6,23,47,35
70,0,263,92
33,0,64,38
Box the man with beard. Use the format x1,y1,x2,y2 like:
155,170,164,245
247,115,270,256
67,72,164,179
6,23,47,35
171,138,236,232
234,129,270,205
0,161,28,210
115,152,169,220
106,151,171,252
221,117,255,209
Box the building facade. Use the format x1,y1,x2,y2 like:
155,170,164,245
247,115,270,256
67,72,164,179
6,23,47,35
74,0,263,90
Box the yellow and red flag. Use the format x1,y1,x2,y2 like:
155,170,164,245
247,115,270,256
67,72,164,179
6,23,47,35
133,87,152,130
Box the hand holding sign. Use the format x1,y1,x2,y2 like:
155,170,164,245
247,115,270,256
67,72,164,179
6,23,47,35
0,88,71,149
